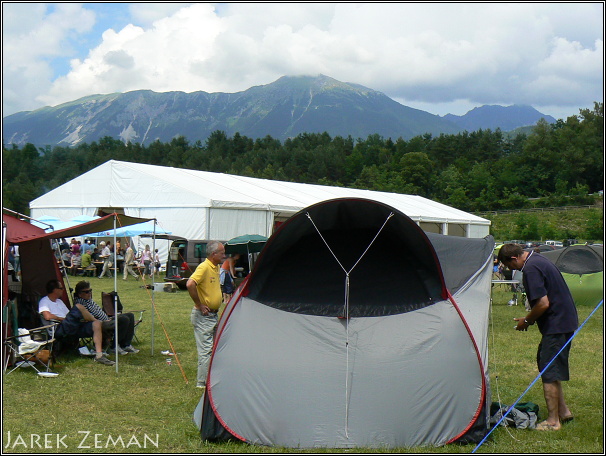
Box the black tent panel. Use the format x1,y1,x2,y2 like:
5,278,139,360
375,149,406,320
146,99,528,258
246,198,447,317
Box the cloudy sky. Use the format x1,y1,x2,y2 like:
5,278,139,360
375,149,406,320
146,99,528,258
2,3,603,120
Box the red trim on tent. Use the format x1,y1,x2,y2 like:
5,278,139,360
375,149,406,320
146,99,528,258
204,275,251,443
445,290,487,444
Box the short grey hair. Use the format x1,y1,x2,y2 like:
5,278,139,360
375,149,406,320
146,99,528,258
206,241,222,256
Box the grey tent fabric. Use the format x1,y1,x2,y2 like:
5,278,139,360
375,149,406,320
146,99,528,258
542,244,603,275
196,198,493,448
426,232,494,294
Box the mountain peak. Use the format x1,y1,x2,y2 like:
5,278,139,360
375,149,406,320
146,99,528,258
443,104,556,131
263,74,374,95
3,75,553,148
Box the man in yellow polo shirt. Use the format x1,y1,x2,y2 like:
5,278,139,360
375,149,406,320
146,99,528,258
187,241,225,389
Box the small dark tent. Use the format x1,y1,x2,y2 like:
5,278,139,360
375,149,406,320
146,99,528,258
195,198,494,448
541,244,604,306
3,213,68,332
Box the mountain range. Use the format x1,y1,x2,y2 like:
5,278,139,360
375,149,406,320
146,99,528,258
2,74,555,148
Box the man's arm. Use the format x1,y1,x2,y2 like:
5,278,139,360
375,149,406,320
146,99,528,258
515,295,550,330
75,304,98,322
187,279,210,315
40,310,64,322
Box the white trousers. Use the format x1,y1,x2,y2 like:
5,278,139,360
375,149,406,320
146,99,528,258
190,308,218,387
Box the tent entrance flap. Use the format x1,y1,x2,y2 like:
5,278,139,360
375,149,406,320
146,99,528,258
246,198,447,317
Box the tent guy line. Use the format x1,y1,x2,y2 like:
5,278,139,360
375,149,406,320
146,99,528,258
306,209,395,439
472,298,605,453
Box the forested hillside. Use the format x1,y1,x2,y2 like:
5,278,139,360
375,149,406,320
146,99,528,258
3,103,603,226
483,206,603,243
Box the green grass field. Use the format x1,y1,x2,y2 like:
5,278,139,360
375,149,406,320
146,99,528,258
2,276,603,453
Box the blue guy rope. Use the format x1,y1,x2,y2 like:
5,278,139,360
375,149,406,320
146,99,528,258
472,299,604,453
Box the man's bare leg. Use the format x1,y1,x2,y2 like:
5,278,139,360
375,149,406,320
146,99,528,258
541,381,563,429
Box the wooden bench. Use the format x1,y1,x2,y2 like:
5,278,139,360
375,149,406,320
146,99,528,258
82,266,97,277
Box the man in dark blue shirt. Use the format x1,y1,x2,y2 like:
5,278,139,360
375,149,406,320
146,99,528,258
498,243,578,431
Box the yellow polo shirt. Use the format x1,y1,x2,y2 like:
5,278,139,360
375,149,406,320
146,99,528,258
189,258,222,311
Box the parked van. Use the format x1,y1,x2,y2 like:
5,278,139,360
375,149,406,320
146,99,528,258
164,238,247,288
545,240,564,247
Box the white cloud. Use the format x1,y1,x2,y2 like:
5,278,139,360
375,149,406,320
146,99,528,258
128,3,194,26
2,3,603,119
2,3,95,114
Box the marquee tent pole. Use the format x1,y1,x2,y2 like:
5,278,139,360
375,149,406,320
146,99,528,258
113,214,119,373
151,221,156,355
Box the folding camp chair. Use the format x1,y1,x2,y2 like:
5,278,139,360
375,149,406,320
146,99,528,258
101,292,145,344
39,316,94,357
3,323,59,376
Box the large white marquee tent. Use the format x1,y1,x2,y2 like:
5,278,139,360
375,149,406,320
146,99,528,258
29,160,490,242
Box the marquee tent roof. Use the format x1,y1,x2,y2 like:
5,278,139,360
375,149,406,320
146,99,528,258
30,160,490,232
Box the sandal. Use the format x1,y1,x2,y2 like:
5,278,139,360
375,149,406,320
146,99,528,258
535,420,561,431
560,415,574,424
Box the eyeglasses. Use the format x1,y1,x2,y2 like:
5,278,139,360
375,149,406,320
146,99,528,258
81,289,93,294
55,287,64,291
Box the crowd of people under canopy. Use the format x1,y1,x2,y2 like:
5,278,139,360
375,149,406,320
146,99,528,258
55,237,161,280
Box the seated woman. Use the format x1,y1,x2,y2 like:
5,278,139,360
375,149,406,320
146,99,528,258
73,280,139,355
60,249,72,271
70,251,82,275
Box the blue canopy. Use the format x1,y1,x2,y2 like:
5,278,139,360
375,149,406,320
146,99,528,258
31,215,101,232
84,220,171,238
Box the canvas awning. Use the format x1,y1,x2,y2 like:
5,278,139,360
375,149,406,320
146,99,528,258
30,213,153,240
3,213,50,243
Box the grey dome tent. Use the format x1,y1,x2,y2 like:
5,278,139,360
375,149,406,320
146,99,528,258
541,244,604,306
194,198,494,448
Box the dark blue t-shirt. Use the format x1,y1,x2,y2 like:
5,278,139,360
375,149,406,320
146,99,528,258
522,252,578,335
